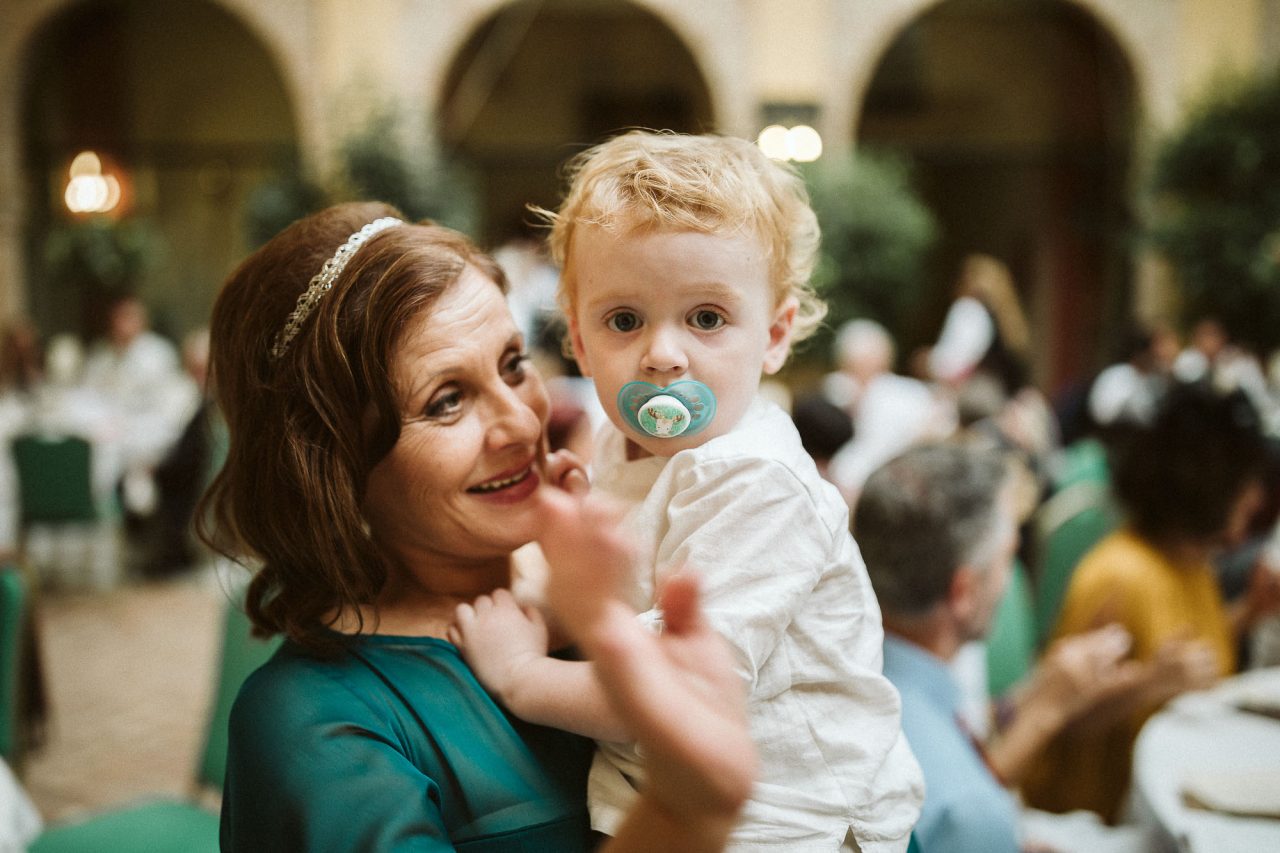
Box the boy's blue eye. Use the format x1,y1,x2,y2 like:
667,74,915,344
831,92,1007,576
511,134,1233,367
606,312,641,333
690,309,726,331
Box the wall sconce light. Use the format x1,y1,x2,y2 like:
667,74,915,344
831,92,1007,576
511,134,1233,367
64,151,122,214
756,102,823,162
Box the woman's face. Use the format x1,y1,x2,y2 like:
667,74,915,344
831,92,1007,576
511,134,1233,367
363,266,550,567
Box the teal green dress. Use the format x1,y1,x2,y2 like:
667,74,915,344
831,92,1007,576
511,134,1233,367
221,634,594,851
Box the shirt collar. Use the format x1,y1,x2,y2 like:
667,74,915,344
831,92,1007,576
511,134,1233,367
883,632,962,716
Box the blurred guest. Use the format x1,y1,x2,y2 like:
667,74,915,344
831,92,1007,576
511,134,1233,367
1087,322,1179,432
790,394,853,483
826,319,954,504
1022,382,1280,821
147,329,215,575
855,443,1148,853
24,334,123,508
0,322,44,550
0,322,43,398
929,255,1058,482
1174,316,1277,431
81,295,194,517
493,219,560,347
929,254,1031,395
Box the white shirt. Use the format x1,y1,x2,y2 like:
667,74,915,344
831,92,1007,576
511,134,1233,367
81,331,196,471
829,372,954,501
1088,363,1159,426
589,398,923,852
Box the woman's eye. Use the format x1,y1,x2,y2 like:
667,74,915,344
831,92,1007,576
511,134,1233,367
503,351,530,382
689,309,726,331
606,311,641,333
425,388,463,418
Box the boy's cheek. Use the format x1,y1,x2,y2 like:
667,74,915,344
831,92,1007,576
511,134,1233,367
567,318,593,377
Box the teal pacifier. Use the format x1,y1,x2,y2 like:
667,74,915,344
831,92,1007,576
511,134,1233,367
617,380,717,439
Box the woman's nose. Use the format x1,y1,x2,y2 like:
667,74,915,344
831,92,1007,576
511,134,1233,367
487,384,543,449
640,326,688,375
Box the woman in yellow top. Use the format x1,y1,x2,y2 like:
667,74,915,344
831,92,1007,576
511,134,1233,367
1023,381,1280,821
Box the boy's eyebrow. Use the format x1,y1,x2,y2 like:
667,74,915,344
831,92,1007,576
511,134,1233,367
583,279,746,309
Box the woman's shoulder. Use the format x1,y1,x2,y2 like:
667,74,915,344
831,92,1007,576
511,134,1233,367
1075,529,1165,584
230,636,462,742
1058,530,1168,629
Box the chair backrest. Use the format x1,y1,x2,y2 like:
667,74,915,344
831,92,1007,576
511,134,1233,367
0,563,25,763
986,559,1036,698
11,434,97,524
1033,484,1120,643
1053,437,1110,492
195,591,282,792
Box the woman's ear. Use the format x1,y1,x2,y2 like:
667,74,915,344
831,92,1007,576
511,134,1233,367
762,296,798,376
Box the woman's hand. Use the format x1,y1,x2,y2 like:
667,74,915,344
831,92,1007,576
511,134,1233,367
535,487,756,846
449,589,550,704
1150,634,1220,697
1026,624,1141,724
989,624,1145,784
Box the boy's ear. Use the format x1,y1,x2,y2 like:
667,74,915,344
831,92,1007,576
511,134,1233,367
567,314,592,378
762,296,798,375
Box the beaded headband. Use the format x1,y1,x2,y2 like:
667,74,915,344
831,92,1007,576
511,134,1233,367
269,216,404,360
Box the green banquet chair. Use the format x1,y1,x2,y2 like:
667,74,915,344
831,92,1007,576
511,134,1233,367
30,591,280,853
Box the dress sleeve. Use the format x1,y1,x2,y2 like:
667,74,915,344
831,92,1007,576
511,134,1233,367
655,456,831,685
1051,544,1150,655
222,665,455,852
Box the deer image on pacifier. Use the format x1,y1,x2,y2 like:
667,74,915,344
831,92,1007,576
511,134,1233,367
617,379,717,439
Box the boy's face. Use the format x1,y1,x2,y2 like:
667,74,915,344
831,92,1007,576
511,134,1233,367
568,225,796,457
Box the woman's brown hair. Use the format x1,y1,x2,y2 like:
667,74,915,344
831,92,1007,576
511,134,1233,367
198,202,506,653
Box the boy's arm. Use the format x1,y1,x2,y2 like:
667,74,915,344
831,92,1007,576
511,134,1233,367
536,488,756,853
449,589,631,742
659,457,833,681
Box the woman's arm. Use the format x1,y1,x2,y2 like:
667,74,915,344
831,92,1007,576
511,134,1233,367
986,624,1143,784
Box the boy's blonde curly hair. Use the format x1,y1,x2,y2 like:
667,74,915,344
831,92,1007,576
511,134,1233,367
539,130,827,345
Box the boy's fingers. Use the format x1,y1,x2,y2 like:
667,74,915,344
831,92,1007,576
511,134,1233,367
561,467,590,496
544,449,590,495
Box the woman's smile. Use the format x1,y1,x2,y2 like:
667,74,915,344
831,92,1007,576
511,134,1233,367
467,463,539,500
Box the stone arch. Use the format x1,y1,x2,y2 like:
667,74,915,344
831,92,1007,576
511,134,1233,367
829,0,1174,153
10,0,303,336
847,0,1145,391
0,0,325,322
432,0,721,243
416,0,748,148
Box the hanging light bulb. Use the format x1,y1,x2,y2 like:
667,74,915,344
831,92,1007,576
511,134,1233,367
64,150,122,214
757,124,791,160
787,125,823,162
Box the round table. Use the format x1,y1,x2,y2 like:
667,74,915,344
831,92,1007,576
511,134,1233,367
1130,667,1280,853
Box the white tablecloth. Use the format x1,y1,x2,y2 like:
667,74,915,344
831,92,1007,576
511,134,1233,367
0,758,40,852
1130,667,1280,853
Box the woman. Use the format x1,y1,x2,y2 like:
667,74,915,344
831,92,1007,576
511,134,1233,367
1021,381,1280,821
201,201,754,851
